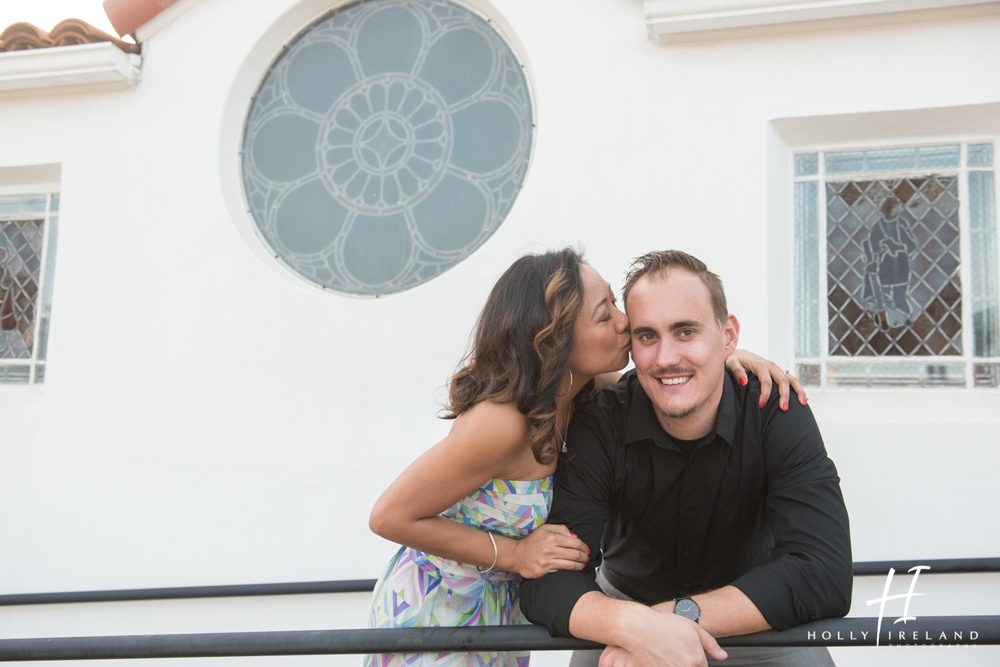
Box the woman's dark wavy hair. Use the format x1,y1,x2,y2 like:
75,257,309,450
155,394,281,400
444,248,587,465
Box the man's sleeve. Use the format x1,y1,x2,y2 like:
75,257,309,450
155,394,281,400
519,407,617,637
730,396,853,630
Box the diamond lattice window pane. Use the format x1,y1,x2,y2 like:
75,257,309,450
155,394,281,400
826,176,962,357
0,220,44,360
241,0,533,296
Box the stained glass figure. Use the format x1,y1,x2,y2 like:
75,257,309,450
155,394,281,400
862,197,917,328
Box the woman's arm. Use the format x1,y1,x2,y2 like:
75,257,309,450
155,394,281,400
368,401,589,578
725,349,808,411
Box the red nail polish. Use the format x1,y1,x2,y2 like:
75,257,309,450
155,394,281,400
738,376,748,386
780,402,788,411
758,400,766,409
802,397,809,405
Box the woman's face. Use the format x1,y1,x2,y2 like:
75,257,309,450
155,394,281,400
568,264,630,379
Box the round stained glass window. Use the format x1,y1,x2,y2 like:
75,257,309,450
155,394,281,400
241,0,534,296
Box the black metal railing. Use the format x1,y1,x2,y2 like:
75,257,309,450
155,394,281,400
1,558,997,661
0,579,377,606
2,557,997,607
0,616,998,661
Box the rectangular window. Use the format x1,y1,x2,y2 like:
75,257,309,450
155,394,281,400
0,193,59,384
794,142,999,388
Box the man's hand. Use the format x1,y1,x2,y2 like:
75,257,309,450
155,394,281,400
598,613,726,666
598,645,635,666
571,593,727,667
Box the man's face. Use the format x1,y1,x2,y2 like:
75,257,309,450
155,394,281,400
626,269,739,439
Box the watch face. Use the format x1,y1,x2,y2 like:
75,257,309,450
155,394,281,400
674,597,700,622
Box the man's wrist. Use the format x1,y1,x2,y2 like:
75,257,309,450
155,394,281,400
651,599,675,613
673,596,701,624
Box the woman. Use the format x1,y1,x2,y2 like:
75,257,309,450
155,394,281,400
366,249,802,666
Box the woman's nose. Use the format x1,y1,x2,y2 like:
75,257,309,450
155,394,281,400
614,308,629,334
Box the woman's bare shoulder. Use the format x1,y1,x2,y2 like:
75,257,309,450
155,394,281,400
450,400,530,458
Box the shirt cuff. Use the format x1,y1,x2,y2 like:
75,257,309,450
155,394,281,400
730,567,797,630
520,570,602,637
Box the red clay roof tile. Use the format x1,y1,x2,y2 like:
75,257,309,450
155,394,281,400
103,0,177,40
0,18,139,54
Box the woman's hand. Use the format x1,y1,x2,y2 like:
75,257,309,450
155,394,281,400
507,524,590,579
725,349,807,411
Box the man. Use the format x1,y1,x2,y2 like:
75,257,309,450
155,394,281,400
520,250,852,666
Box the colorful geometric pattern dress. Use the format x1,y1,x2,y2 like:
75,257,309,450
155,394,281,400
365,476,553,667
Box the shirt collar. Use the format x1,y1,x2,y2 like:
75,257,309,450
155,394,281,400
623,371,738,448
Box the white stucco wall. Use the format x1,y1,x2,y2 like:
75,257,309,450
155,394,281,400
1,0,998,664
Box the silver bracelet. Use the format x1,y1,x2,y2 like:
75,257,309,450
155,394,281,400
477,532,498,573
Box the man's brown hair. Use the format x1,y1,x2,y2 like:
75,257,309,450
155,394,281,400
622,250,728,324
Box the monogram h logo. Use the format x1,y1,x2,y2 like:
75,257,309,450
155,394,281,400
866,565,930,647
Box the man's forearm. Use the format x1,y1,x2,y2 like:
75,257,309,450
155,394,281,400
653,585,770,637
569,591,650,645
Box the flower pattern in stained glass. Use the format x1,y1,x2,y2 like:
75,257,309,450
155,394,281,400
241,0,533,296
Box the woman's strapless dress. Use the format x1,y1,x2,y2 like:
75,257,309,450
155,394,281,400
365,476,553,666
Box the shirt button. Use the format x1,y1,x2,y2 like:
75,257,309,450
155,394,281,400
687,460,695,469
681,549,691,557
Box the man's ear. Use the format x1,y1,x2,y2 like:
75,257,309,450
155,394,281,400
723,314,740,354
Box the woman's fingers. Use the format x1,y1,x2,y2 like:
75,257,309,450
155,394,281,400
786,370,808,405
542,524,588,552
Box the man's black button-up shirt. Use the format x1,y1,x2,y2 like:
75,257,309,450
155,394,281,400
520,371,852,636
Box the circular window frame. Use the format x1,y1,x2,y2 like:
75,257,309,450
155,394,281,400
229,0,537,299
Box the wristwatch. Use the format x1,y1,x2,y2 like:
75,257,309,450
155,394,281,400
673,596,701,623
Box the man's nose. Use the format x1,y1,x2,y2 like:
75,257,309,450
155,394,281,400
654,338,681,368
